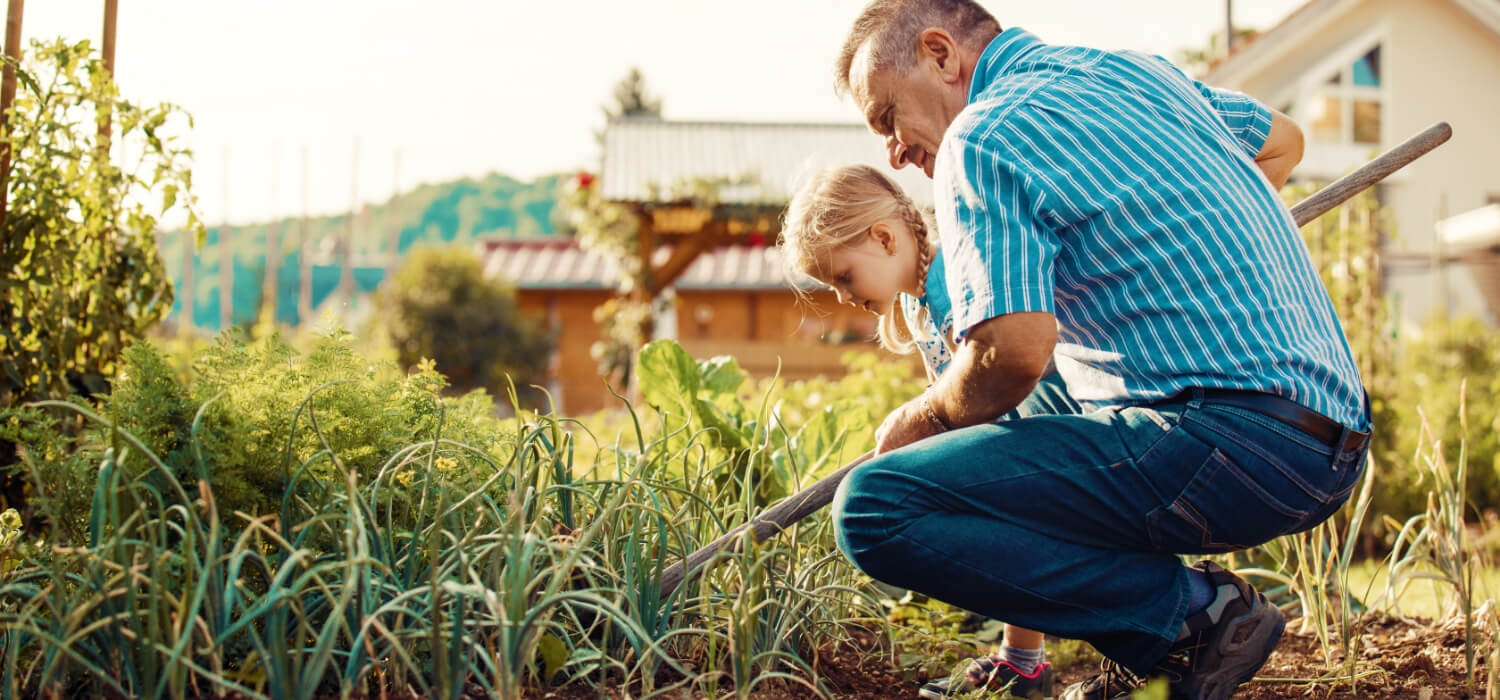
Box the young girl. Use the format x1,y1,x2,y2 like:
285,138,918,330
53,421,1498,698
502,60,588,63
780,164,1053,700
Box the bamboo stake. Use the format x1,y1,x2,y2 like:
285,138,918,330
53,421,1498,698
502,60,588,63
264,143,279,324
341,136,357,308
298,146,311,324
657,121,1454,597
219,146,232,331
97,0,115,145
386,149,400,279
0,0,24,233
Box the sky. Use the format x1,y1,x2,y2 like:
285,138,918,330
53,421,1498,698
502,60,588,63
25,0,1307,226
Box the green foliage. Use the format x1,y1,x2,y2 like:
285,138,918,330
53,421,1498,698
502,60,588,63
375,245,553,402
1292,185,1500,532
768,350,927,466
603,67,663,122
0,39,203,406
0,336,883,698
1375,316,1500,522
631,341,922,508
0,507,19,576
2,329,514,543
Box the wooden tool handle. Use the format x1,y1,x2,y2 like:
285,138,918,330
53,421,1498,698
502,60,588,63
1290,122,1451,226
658,450,874,595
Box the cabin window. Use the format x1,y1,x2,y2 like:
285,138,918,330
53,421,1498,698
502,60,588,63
1304,43,1385,146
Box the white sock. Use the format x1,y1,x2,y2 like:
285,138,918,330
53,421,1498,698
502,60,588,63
998,644,1045,675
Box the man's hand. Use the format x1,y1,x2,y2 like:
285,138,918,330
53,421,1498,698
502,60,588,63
874,394,945,454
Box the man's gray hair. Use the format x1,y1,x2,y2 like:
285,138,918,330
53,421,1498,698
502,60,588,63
835,0,1001,97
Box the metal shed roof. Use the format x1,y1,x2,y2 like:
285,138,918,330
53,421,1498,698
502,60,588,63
600,118,934,208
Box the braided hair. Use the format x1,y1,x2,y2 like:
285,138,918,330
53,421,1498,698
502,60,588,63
780,164,944,355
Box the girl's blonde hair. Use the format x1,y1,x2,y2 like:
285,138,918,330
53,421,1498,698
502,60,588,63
780,164,938,355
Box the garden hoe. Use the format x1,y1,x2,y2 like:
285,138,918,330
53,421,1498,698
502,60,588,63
658,121,1454,597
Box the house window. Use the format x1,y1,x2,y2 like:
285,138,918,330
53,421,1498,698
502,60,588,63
1304,44,1384,146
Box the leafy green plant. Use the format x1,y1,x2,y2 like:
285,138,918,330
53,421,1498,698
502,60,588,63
0,336,894,697
0,39,203,407
1375,316,1500,527
3,328,516,542
1383,384,1487,694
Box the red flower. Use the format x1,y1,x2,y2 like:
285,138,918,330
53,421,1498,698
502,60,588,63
576,172,595,188
747,231,766,247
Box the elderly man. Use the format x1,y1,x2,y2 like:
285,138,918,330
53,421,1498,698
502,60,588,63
829,2,1372,699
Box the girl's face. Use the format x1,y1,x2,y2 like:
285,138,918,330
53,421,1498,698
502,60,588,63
822,218,923,314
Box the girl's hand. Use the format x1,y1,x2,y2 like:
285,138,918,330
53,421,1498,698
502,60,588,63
875,395,946,454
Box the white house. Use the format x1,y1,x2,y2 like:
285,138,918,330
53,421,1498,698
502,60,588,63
1203,0,1500,325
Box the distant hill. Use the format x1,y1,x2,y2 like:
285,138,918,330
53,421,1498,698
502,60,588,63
161,172,568,330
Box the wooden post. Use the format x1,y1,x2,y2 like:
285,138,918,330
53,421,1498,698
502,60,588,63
298,146,311,324
386,149,400,279
0,0,24,234
181,216,195,337
634,209,655,343
341,136,357,308
1224,0,1234,55
97,0,116,145
220,146,232,331
263,143,279,324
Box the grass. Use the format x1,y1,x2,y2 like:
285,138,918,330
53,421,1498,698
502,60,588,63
1347,559,1500,620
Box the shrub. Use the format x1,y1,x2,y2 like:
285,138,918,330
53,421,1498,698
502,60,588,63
376,245,553,403
1,328,515,542
1373,315,1500,525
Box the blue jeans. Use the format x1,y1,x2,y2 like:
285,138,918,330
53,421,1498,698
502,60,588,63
832,373,1368,674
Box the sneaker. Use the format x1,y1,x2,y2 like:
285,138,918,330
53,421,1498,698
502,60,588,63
918,656,1053,699
1058,660,1141,700
1060,561,1285,700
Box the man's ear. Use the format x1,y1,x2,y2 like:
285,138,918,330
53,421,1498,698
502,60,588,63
869,222,897,254
918,28,962,83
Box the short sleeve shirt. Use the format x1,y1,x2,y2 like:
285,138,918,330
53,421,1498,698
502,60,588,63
932,28,1368,430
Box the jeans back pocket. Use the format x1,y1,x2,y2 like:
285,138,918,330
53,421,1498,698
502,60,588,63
1146,448,1314,554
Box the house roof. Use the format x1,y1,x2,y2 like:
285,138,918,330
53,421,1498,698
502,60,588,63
476,237,819,292
1204,0,1500,85
599,117,934,208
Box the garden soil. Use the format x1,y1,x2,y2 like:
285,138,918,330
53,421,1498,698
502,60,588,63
519,614,1488,699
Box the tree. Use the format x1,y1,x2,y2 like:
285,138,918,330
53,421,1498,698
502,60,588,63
1176,27,1260,77
0,39,202,408
603,67,662,121
593,67,662,146
376,246,553,403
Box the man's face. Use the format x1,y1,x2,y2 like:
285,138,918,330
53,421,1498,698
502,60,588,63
850,41,957,179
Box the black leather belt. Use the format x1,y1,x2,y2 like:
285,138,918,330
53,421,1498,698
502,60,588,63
1197,388,1370,453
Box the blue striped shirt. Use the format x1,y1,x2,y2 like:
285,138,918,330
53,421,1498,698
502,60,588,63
933,28,1369,429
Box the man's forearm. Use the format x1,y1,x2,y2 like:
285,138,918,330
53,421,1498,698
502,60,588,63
926,341,1042,428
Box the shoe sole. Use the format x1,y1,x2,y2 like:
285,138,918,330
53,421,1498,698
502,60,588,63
1186,600,1286,700
917,676,1052,700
